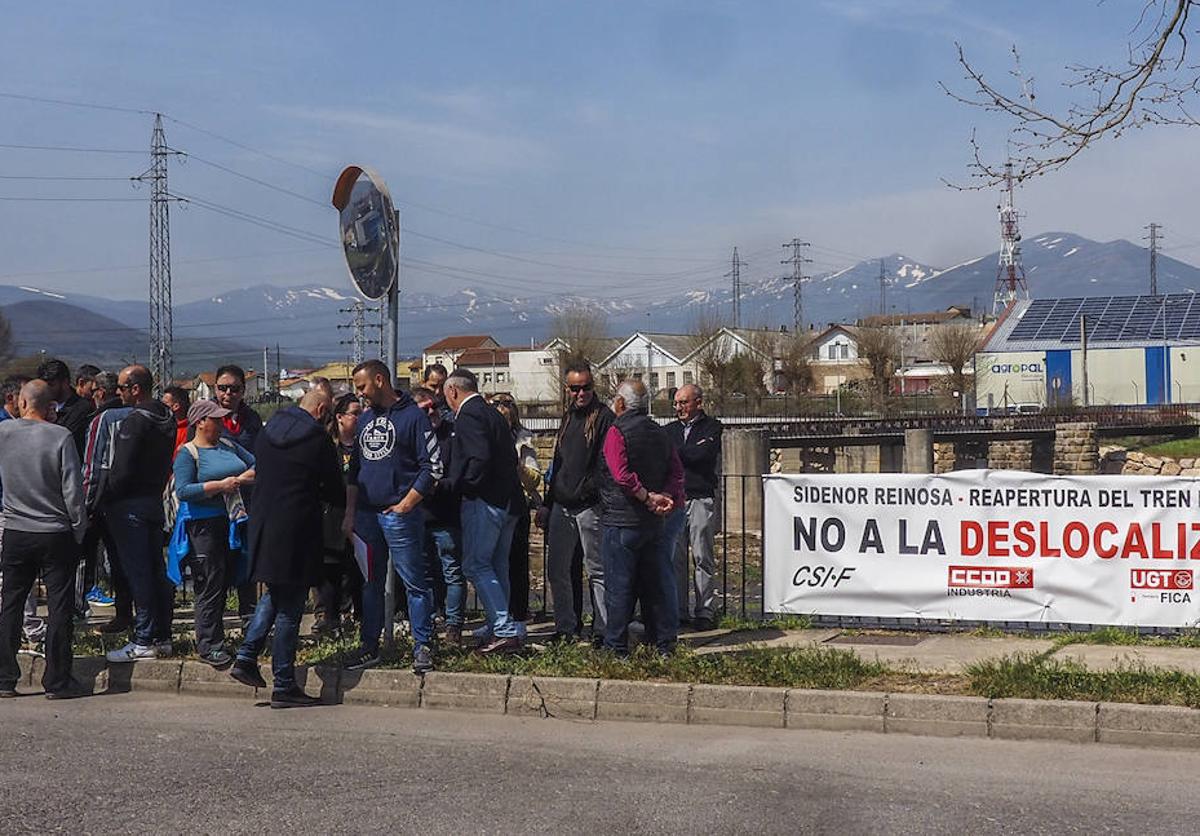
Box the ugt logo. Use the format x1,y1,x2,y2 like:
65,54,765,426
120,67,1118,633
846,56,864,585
360,416,395,461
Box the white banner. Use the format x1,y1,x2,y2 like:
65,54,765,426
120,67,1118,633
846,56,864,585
764,471,1200,628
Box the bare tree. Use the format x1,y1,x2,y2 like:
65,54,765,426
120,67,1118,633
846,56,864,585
945,1,1197,184
777,333,813,394
548,303,609,367
929,323,981,397
854,325,902,404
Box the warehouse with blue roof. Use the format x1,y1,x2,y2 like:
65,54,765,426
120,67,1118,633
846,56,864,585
976,294,1200,408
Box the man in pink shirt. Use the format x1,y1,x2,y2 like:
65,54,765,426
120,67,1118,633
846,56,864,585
597,379,685,655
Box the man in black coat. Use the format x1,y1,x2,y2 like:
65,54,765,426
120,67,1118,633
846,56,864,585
665,383,723,630
230,390,344,708
443,368,524,654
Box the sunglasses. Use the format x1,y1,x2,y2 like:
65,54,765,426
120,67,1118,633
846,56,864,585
216,384,243,393
567,384,594,393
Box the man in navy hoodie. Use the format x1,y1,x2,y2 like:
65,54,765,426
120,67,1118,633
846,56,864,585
342,360,437,673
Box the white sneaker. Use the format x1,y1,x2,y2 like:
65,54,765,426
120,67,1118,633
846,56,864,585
106,642,157,663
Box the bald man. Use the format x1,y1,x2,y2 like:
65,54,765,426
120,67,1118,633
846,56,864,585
232,389,344,707
0,381,88,698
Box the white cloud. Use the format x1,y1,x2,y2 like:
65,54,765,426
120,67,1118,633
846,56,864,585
267,104,552,181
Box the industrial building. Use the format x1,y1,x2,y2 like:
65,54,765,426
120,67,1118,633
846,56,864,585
976,294,1200,408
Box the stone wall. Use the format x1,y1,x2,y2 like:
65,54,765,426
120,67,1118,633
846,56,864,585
1101,446,1200,477
988,439,1033,471
933,441,989,473
1052,422,1098,476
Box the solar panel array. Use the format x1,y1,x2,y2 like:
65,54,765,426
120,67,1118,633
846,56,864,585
1005,294,1200,345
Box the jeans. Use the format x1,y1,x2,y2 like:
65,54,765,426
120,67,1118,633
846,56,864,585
237,582,306,691
460,498,519,639
427,525,465,627
602,523,676,655
674,497,718,620
104,499,173,646
356,508,434,651
184,517,231,655
0,530,78,693
546,504,606,638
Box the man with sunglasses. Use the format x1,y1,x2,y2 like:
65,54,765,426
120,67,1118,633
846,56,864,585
211,364,263,625
539,362,614,645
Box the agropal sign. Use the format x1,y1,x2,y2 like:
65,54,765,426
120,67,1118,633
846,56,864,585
763,471,1200,627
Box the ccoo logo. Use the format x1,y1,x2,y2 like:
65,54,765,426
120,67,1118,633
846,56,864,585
360,415,395,461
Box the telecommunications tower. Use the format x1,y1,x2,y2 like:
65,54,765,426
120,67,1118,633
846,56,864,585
992,161,1029,316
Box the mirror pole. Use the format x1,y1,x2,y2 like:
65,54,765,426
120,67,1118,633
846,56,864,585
382,209,401,652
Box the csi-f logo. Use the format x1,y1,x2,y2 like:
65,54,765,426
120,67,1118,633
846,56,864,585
792,565,855,589
360,416,395,461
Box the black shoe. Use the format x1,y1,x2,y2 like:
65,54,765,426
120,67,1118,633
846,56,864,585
229,659,267,689
692,616,718,632
547,632,579,645
590,635,605,650
0,684,17,698
343,647,380,672
45,679,90,700
200,648,233,669
412,644,434,674
96,617,132,635
270,686,321,709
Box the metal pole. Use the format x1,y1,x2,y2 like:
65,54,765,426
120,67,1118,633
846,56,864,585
382,209,401,652
1080,315,1089,407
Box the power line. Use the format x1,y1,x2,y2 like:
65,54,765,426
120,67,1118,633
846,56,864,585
0,142,144,154
0,174,134,181
0,90,155,115
179,152,327,207
0,196,145,202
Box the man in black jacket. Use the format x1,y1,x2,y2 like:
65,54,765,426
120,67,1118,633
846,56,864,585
84,365,178,663
539,362,614,644
412,386,466,646
444,368,523,654
38,358,95,456
665,384,723,630
231,390,344,708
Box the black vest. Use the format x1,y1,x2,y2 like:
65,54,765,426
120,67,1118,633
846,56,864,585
599,411,671,528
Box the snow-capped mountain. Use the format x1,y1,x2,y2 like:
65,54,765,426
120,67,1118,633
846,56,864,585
4,232,1197,373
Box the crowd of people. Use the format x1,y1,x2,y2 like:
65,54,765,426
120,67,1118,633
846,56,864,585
0,355,722,706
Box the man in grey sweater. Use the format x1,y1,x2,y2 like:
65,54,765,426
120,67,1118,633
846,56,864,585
0,380,87,698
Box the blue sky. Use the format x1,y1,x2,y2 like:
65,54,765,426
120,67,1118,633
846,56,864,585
2,1,1197,303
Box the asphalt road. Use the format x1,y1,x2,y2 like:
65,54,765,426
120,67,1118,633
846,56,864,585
1,693,1198,835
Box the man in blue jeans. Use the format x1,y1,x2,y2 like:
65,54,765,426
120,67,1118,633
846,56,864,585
231,390,343,707
342,360,437,673
411,386,466,646
598,379,684,656
443,368,523,654
82,365,177,663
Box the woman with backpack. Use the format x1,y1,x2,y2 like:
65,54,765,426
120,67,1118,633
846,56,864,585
168,400,255,668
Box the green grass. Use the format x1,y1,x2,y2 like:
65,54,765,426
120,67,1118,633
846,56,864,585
1138,437,1200,458
966,653,1200,707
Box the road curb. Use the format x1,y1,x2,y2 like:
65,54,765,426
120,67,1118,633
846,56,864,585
32,655,1200,750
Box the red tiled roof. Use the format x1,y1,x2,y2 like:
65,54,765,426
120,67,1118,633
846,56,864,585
423,335,493,352
455,347,510,367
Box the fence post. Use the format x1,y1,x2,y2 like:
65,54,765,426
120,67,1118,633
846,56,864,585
723,429,769,533
903,429,933,474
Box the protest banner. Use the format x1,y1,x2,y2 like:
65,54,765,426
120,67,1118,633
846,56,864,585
764,471,1200,627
